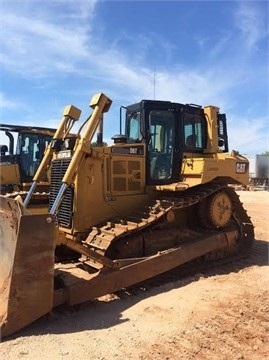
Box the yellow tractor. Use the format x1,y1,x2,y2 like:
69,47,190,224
0,124,55,207
0,93,254,338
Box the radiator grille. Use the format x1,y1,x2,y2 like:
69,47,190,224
49,158,73,228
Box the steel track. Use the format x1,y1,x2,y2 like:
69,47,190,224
82,183,254,269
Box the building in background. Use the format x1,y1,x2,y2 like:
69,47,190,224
245,154,269,189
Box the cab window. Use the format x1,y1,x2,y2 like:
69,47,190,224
183,113,206,150
128,112,141,141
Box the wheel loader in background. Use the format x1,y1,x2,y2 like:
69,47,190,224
0,124,55,207
0,93,254,338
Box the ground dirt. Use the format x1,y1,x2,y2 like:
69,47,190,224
1,191,268,360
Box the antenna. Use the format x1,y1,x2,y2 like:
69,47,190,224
153,68,156,100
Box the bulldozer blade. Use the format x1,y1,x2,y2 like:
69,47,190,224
0,196,55,338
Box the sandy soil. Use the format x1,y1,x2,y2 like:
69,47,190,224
1,191,268,360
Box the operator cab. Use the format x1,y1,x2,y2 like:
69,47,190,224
17,132,52,181
123,100,228,186
0,124,55,185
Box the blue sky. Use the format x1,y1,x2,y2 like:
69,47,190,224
0,0,268,154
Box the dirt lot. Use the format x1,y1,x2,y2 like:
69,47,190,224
1,191,268,360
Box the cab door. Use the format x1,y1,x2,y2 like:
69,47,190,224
146,107,181,185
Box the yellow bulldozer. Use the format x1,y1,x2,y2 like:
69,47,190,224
0,123,55,207
0,93,254,338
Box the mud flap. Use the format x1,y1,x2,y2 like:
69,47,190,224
0,196,55,338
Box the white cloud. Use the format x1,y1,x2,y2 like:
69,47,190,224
0,1,264,102
228,114,269,154
234,1,268,53
1,16,90,77
0,92,20,109
0,0,100,78
0,0,267,155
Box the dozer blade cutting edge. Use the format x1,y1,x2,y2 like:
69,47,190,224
0,195,55,338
